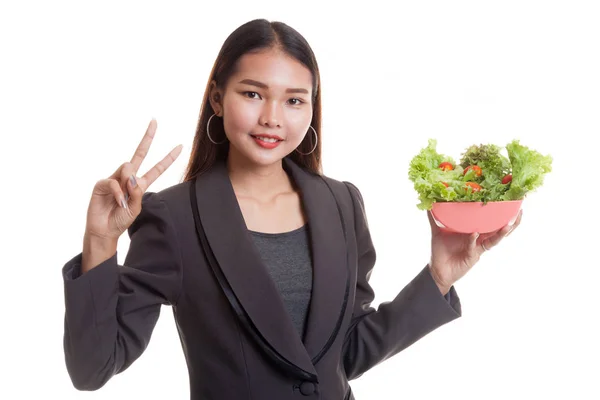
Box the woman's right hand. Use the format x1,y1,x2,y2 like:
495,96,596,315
82,119,182,271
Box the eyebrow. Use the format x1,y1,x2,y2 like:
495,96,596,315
238,79,309,94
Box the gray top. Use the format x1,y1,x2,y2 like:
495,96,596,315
249,224,313,339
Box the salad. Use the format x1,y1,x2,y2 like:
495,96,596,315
408,139,552,210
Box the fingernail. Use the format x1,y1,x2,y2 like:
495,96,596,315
121,198,128,209
130,175,137,188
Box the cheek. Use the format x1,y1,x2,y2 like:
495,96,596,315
223,97,257,134
287,109,312,137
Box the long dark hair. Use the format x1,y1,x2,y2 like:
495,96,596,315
182,19,323,182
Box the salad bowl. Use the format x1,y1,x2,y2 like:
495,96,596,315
430,200,522,233
409,139,551,234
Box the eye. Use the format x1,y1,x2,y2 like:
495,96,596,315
287,98,305,106
243,91,261,99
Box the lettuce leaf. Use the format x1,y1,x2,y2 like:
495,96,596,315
459,143,512,203
459,143,511,182
408,139,552,210
408,139,479,209
502,140,553,200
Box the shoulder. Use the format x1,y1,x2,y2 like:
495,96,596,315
141,180,193,207
319,173,366,209
318,174,372,241
317,173,370,233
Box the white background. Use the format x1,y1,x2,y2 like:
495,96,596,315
1,0,599,399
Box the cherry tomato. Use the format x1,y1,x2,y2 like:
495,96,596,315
439,162,454,171
463,165,482,177
465,182,481,192
502,174,512,184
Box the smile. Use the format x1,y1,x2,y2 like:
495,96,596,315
250,134,283,149
253,136,279,143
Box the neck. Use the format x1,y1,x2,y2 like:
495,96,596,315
226,152,292,199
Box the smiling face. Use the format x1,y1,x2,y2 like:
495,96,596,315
209,47,314,169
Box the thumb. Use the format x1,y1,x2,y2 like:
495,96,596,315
126,174,144,215
427,210,442,235
470,232,480,251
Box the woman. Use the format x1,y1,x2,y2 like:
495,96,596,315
62,18,521,399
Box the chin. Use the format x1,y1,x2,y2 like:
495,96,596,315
249,150,290,167
229,141,293,168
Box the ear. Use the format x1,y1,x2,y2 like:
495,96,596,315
208,80,224,117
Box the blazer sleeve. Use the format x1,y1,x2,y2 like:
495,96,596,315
62,192,183,391
342,182,462,380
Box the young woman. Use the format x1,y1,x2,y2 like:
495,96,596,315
62,18,521,400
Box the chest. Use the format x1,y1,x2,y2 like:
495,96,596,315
237,191,307,234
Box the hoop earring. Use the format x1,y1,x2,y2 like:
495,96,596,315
206,113,227,145
295,126,318,156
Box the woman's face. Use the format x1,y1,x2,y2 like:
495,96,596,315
211,48,314,168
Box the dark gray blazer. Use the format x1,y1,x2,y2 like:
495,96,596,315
62,157,461,399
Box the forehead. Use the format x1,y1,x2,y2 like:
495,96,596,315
230,49,313,91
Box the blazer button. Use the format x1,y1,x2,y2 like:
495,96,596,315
299,381,316,396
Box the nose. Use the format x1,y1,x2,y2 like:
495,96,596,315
260,102,282,128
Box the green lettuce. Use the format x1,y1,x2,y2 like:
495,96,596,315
459,143,512,203
502,140,553,200
408,139,552,210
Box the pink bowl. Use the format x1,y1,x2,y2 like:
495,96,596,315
430,200,522,234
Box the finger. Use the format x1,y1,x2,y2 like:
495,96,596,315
125,173,144,215
118,162,136,201
474,232,493,255
427,210,442,235
469,232,480,251
140,144,183,189
108,162,127,180
108,179,129,209
505,209,523,237
96,178,128,209
130,119,158,172
478,208,524,251
480,224,512,252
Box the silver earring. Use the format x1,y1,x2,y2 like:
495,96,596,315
206,113,227,145
295,126,318,155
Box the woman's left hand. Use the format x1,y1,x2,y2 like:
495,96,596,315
427,209,523,295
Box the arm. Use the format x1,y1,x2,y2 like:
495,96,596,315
342,182,461,380
62,192,183,390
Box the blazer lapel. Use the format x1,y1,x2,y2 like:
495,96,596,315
282,158,349,361
193,157,349,373
193,160,316,376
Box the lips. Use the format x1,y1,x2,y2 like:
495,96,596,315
251,133,283,142
251,134,283,149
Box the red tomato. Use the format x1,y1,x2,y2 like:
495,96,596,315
463,165,482,177
442,182,449,187
502,174,512,184
439,162,454,171
465,182,481,192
